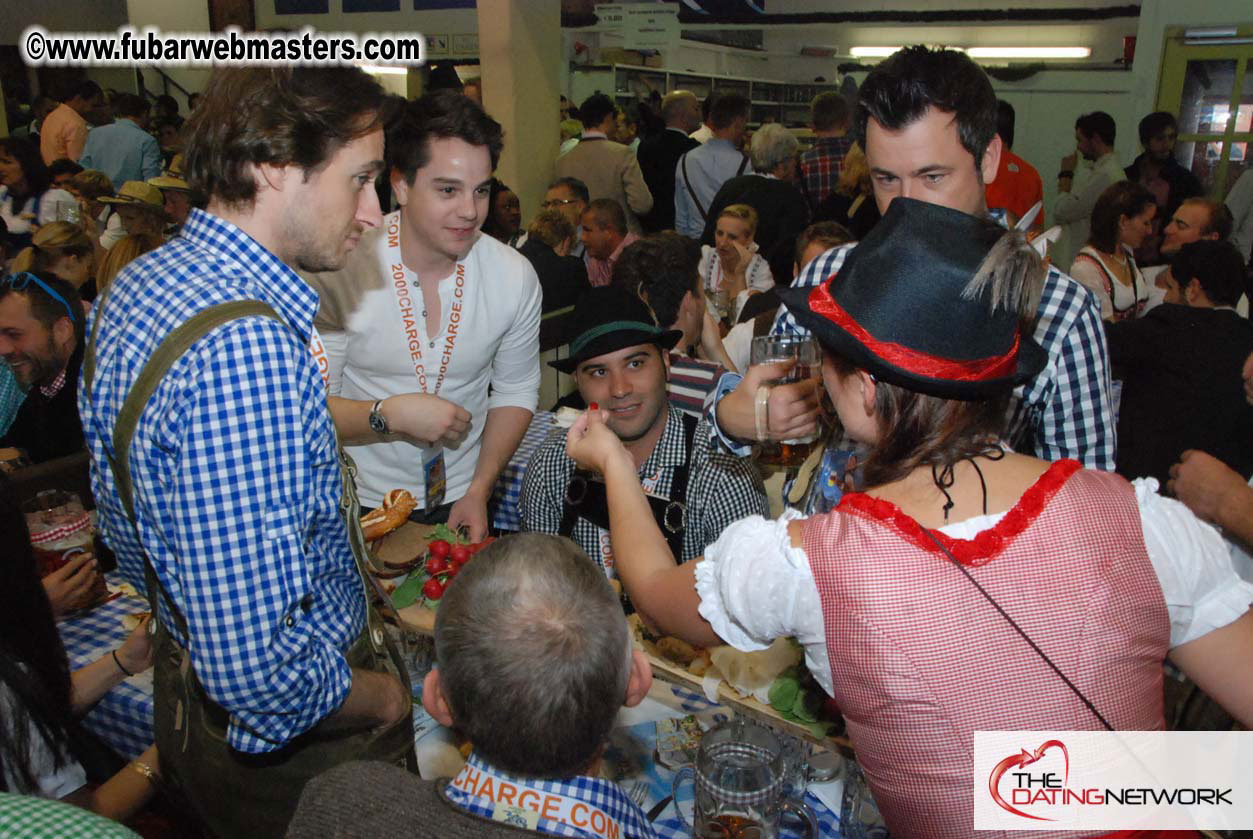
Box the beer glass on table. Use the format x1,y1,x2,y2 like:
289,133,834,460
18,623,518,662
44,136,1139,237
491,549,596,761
750,335,822,468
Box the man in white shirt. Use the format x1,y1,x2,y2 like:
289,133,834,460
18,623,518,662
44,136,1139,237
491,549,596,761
1053,111,1125,269
306,91,542,540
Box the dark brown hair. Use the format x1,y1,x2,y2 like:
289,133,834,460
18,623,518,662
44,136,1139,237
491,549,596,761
182,67,397,207
1087,180,1155,254
387,89,503,186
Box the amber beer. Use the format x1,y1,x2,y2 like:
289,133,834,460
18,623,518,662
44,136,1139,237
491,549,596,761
700,814,765,838
750,336,821,468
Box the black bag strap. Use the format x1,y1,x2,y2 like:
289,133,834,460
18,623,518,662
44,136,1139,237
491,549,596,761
681,154,708,222
735,153,749,177
559,412,699,561
916,526,1114,731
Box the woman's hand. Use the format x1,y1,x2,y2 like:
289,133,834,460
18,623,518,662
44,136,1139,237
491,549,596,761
565,408,631,476
115,614,155,676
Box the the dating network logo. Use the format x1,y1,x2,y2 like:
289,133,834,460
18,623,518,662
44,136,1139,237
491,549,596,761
988,739,1072,821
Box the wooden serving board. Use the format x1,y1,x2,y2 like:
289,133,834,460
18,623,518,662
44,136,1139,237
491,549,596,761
369,521,439,635
646,652,853,756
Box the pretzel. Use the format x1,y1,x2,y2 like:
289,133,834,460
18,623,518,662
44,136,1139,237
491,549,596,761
360,489,417,541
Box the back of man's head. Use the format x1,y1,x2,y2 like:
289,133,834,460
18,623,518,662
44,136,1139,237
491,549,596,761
710,93,751,132
434,533,631,778
585,198,627,236
1170,240,1247,308
184,67,397,208
112,93,150,121
661,91,697,126
613,232,699,329
1138,111,1176,147
750,124,799,173
996,100,1016,150
69,81,102,105
811,92,850,134
579,93,616,130
855,46,998,167
1076,111,1116,148
388,89,502,186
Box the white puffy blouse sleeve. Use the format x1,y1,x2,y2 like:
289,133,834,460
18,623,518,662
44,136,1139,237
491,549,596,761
695,510,835,695
1134,478,1253,647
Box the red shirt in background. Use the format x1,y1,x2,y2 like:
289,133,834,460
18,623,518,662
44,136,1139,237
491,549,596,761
985,147,1044,228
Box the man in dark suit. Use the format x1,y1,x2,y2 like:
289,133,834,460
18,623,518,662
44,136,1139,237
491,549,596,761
637,91,701,233
1108,240,1253,486
700,123,810,284
518,209,589,315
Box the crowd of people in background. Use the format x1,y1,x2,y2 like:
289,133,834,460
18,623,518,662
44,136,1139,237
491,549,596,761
1,45,1253,839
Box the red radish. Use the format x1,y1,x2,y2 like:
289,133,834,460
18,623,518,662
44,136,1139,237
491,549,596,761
422,578,444,600
425,556,449,575
450,544,471,565
428,540,451,560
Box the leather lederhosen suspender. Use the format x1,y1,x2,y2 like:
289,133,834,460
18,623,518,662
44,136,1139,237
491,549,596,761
559,412,698,561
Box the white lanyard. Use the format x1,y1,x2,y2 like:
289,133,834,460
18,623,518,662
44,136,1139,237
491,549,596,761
383,211,467,396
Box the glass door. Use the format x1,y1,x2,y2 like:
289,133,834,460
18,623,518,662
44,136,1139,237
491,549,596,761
1158,28,1253,198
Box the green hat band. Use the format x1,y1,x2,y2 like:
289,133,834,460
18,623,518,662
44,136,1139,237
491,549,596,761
569,320,662,356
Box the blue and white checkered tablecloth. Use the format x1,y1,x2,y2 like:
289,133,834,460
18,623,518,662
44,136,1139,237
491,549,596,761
58,588,154,761
490,411,559,532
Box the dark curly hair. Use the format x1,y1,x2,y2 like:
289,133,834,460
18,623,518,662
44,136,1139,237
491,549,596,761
387,89,503,185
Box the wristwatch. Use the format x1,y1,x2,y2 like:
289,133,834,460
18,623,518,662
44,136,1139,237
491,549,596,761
368,400,389,435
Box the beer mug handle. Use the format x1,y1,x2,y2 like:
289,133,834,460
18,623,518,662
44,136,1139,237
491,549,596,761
780,798,819,838
670,765,694,832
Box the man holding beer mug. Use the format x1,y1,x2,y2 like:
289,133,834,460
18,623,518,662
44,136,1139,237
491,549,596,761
520,286,768,574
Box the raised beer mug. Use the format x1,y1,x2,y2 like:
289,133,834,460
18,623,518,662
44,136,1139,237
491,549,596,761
671,717,819,839
749,335,822,468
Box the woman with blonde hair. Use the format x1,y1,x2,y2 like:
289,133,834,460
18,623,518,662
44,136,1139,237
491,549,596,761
94,233,162,296
697,203,772,323
9,222,98,301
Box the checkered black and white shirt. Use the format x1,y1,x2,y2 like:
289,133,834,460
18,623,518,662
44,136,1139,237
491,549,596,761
80,209,364,753
708,232,1117,472
519,406,769,567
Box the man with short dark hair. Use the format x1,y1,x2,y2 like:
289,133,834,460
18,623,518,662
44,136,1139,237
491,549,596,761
984,99,1044,229
1126,111,1202,262
555,93,653,234
81,67,414,836
799,91,854,212
1108,240,1253,485
520,287,766,572
308,90,541,541
706,46,1117,472
674,93,753,237
581,198,638,287
288,533,661,838
1161,197,1233,256
0,271,85,463
79,93,162,189
637,90,701,232
40,81,105,165
1055,110,1125,269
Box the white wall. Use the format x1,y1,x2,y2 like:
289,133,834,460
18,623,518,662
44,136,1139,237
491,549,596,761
253,2,479,47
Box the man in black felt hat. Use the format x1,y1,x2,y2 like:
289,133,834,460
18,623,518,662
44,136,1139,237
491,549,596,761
519,286,767,577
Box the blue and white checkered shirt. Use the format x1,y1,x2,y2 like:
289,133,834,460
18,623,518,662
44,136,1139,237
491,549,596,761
445,752,658,839
79,209,364,753
708,229,1117,471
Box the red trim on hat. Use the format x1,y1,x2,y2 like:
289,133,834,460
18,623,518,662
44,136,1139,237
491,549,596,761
807,281,1020,382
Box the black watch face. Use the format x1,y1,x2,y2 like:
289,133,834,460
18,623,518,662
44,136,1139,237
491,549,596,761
370,412,387,434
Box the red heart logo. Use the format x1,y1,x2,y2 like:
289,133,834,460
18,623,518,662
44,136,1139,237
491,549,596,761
988,740,1069,821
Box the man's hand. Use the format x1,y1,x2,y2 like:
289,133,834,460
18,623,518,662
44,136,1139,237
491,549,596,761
42,552,100,617
1060,151,1078,171
716,360,822,444
324,668,411,732
381,394,471,447
1168,450,1249,526
447,490,489,543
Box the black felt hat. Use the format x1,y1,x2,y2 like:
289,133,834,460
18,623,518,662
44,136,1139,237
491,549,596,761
548,286,683,374
777,198,1047,400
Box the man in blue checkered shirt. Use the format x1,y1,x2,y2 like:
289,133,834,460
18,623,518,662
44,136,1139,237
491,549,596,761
708,47,1116,473
79,68,412,835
